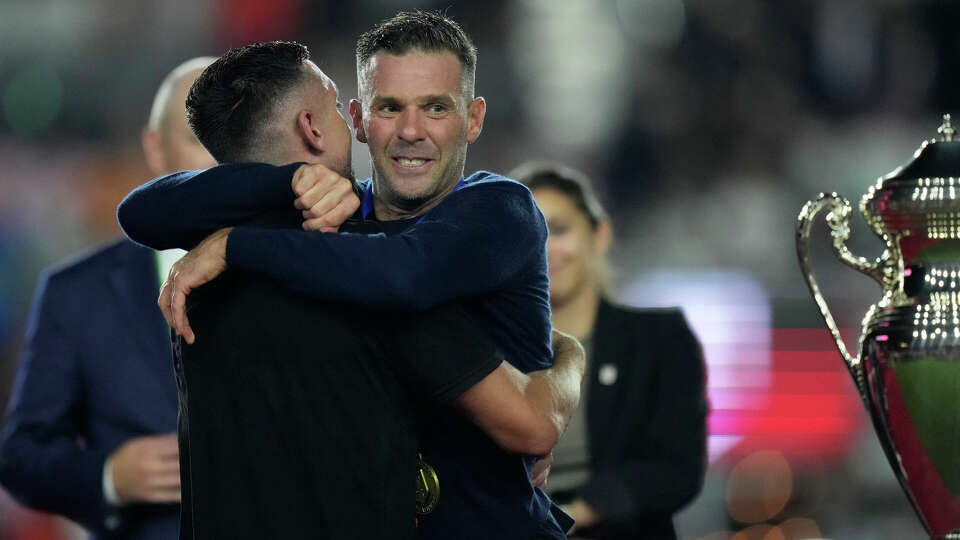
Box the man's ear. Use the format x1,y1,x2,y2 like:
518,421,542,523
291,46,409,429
349,100,367,143
297,110,324,152
466,97,486,144
141,128,166,176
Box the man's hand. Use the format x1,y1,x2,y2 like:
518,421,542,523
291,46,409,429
157,228,231,344
108,433,180,504
291,163,361,232
531,451,553,488
564,499,601,533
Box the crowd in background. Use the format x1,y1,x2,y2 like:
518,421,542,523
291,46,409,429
2,0,958,538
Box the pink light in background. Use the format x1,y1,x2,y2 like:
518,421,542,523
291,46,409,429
624,270,866,464
624,270,773,462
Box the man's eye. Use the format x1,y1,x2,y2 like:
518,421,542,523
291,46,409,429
428,104,446,113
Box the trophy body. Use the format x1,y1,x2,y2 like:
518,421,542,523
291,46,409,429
797,116,960,538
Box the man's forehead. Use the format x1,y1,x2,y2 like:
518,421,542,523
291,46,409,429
363,50,463,95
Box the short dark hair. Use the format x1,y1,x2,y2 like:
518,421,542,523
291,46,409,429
512,162,609,227
186,41,309,163
356,10,477,95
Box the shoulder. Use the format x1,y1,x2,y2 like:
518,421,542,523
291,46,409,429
461,171,526,189
436,172,543,228
598,301,703,375
458,171,534,199
40,238,144,293
600,300,694,337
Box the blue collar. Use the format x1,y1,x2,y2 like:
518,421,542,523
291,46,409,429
361,177,466,224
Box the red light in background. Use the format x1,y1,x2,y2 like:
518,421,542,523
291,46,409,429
217,0,305,47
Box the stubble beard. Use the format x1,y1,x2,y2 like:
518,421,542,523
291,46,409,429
374,133,468,214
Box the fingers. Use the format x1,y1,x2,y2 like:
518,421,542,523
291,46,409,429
290,164,308,196
167,269,197,345
112,434,183,504
141,469,181,503
158,280,174,327
151,434,180,457
163,230,231,345
293,164,360,231
296,179,351,217
291,162,337,198
533,465,550,488
143,487,182,504
168,278,196,344
531,454,551,488
143,462,180,485
302,197,361,232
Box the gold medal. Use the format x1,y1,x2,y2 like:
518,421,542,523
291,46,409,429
415,453,439,515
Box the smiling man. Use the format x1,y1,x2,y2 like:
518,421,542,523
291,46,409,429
119,12,571,540
353,46,484,220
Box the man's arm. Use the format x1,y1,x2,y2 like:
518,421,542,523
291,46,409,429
230,180,542,308
387,306,582,457
0,273,114,533
160,180,546,342
455,330,586,457
117,163,359,250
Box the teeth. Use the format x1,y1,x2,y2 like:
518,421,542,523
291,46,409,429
397,158,426,167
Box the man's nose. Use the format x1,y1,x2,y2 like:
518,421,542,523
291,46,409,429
397,108,426,142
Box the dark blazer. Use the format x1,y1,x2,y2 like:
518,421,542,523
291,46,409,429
0,239,179,539
576,300,707,539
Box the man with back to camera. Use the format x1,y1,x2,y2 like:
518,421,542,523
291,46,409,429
119,41,583,539
118,12,573,539
0,57,216,539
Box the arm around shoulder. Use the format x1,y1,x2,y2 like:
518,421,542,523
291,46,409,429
117,162,300,250
226,182,549,309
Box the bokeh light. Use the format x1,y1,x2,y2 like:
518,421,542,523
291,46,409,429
726,450,794,524
3,64,62,136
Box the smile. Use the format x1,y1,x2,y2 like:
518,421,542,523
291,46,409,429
394,157,430,167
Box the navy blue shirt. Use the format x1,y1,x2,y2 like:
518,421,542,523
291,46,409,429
118,163,563,538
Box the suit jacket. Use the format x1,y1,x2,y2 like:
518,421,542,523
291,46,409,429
0,238,179,539
576,300,707,539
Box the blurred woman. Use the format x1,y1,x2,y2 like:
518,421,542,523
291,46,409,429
515,162,708,540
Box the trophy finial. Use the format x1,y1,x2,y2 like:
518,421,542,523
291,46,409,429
938,113,954,142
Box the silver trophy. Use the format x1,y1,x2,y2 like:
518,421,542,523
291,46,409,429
797,115,960,539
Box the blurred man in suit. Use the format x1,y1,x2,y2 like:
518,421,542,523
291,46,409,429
0,57,216,540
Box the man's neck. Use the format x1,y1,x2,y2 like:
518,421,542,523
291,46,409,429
551,281,601,341
371,175,462,221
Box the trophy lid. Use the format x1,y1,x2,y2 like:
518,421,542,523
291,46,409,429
881,114,960,182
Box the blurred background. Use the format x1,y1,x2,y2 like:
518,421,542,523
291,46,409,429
1,0,958,538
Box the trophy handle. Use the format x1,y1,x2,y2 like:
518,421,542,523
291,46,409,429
796,192,893,398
